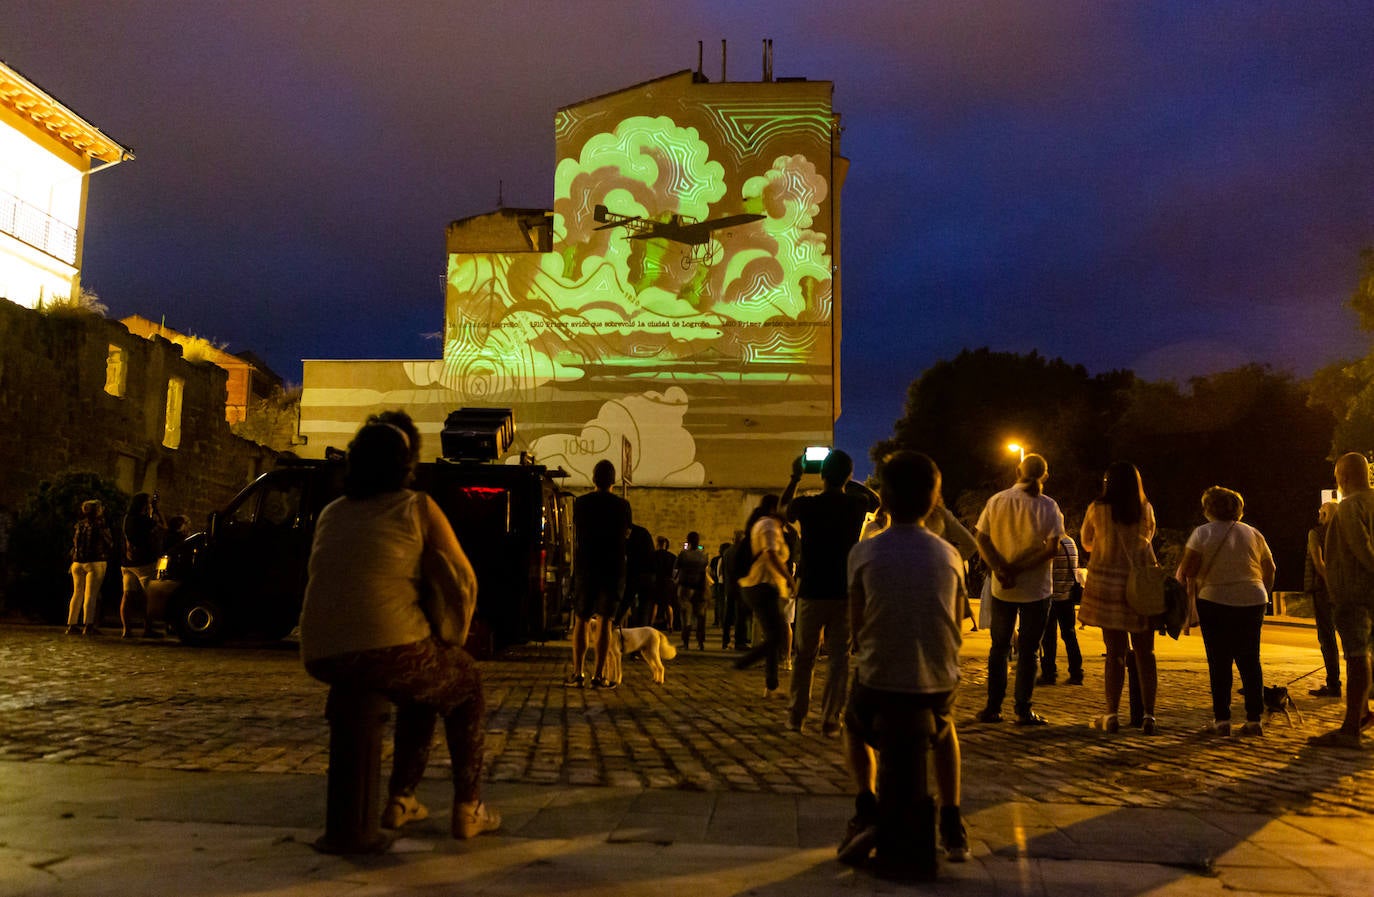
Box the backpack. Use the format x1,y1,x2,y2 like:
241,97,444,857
730,530,755,581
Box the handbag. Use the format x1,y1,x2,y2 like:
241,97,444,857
1118,530,1167,616
1061,542,1083,604
416,493,476,646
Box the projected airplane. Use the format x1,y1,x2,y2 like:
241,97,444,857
593,204,764,266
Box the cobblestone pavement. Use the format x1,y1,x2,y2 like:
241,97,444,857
2,622,1372,817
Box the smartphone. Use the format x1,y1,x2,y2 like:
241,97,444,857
802,445,831,473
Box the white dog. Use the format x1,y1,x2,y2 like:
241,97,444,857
589,620,678,685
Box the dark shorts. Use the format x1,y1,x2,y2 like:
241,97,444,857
575,576,623,620
846,681,956,749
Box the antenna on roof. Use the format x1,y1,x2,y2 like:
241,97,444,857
698,41,703,77
497,179,503,208
721,39,727,82
763,38,773,82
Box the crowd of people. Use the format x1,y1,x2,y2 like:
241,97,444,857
559,445,1374,881
56,412,1374,874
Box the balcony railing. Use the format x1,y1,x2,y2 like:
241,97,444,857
0,190,78,265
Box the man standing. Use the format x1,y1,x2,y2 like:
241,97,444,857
120,492,165,639
1312,453,1374,748
839,450,967,880
1306,502,1342,698
782,449,880,736
974,454,1064,726
674,531,710,650
566,459,632,689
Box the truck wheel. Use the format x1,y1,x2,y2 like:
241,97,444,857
173,592,227,646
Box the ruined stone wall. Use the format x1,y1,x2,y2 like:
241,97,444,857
0,299,277,523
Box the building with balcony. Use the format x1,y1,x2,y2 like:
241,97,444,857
0,59,133,309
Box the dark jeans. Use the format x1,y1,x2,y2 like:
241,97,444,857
1196,599,1265,723
724,584,753,648
987,596,1052,717
1040,599,1082,680
1311,588,1342,689
734,583,785,690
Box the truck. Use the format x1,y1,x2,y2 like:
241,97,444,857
159,432,573,652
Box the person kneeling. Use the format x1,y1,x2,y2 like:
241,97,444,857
838,450,967,881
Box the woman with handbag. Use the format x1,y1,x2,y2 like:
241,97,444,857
1177,486,1275,737
299,417,500,839
1079,462,1160,734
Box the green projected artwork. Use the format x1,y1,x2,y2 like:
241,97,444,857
432,72,842,486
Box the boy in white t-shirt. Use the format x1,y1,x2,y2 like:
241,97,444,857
838,451,967,881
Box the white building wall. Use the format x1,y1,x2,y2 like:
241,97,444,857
0,118,84,306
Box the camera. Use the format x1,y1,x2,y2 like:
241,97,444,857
802,445,831,474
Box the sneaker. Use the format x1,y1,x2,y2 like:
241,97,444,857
453,800,501,839
562,674,585,688
973,707,1003,724
381,794,429,830
1014,711,1050,727
1309,683,1342,698
836,816,878,866
1091,714,1120,733
1239,721,1264,737
1065,674,1084,686
1206,720,1232,737
590,676,617,690
1140,717,1159,736
939,806,969,862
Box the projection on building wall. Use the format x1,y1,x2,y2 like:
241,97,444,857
424,73,841,487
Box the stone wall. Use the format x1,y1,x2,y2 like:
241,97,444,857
580,486,765,554
0,299,277,523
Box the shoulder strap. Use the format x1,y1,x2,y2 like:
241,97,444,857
1198,522,1239,581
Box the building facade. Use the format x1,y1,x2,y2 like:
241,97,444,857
300,69,845,492
0,60,132,309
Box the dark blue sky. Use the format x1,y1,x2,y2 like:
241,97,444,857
8,2,1373,475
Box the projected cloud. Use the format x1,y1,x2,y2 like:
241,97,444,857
526,387,705,486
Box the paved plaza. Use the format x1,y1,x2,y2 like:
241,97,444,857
1,619,1373,895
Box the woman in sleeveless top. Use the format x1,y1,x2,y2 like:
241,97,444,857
299,416,499,839
1079,462,1159,735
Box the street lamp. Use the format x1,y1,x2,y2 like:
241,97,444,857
1006,442,1026,463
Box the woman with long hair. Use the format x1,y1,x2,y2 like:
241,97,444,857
732,494,796,698
1079,462,1159,734
68,500,112,635
299,417,500,839
1177,486,1275,736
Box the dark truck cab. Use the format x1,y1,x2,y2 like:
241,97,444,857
160,453,572,652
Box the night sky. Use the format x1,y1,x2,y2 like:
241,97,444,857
7,2,1374,475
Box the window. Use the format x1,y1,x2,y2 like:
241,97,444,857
163,377,184,449
104,345,126,397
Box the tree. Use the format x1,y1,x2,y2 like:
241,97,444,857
873,348,1132,522
1308,247,1374,457
10,471,127,622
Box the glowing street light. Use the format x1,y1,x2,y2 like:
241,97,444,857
1006,442,1026,463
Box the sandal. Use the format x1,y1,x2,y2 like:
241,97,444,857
453,800,502,839
1308,729,1362,750
1091,714,1119,734
381,794,429,830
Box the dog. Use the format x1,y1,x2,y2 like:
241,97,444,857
589,619,677,685
1262,685,1303,727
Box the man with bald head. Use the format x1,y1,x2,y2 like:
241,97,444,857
1313,452,1374,748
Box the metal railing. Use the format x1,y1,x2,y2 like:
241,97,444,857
0,190,78,265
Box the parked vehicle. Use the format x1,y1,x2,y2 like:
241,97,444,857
159,455,572,651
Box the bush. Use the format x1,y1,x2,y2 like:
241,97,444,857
9,472,127,623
